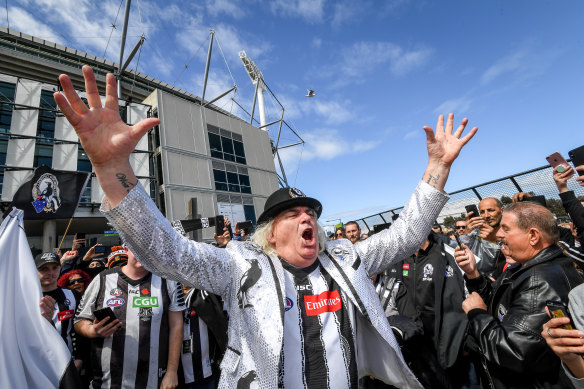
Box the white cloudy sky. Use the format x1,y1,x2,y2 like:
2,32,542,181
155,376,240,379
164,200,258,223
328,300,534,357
6,0,584,223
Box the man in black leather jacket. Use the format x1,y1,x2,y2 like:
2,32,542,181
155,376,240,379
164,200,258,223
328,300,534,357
455,201,583,388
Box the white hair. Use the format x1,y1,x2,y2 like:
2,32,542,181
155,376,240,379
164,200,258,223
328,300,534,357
250,217,327,257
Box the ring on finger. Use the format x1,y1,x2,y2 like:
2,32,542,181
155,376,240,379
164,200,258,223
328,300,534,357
547,327,557,339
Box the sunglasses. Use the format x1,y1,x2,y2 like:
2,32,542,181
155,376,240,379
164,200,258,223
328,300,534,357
67,278,85,286
336,233,343,236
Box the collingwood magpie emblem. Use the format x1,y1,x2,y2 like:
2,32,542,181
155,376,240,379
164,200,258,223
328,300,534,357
245,242,264,253
332,246,350,261
139,307,153,321
236,370,258,389
288,187,305,198
422,263,434,281
31,173,61,213
237,259,262,309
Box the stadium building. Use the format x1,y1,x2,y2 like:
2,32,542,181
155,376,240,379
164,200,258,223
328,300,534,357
0,27,279,252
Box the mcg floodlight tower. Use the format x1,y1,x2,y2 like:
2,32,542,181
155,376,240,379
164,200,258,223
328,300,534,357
239,50,267,128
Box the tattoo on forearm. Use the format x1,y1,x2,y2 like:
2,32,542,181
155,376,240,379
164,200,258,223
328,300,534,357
426,174,441,186
116,173,136,193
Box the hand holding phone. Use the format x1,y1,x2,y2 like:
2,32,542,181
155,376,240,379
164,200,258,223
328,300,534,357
546,152,570,173
465,204,480,219
93,307,117,323
453,231,463,248
546,300,574,330
215,215,225,235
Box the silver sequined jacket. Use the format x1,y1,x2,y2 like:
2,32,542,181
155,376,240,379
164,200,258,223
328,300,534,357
102,181,448,388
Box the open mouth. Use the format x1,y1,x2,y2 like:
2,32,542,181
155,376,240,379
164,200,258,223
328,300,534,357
302,228,313,241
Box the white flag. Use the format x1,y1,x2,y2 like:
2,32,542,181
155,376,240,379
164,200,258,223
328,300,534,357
0,209,72,388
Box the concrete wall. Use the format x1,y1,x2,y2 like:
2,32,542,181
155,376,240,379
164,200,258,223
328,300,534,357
154,90,279,240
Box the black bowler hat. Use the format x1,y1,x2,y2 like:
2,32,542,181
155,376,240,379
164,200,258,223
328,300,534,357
257,187,322,225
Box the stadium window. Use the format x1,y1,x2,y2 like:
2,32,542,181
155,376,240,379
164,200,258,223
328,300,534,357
0,81,15,133
36,90,57,142
208,132,223,159
0,139,7,194
213,169,228,192
77,147,92,205
207,126,247,165
244,204,256,225
34,90,57,168
213,165,252,194
239,174,251,194
0,81,15,195
234,140,246,164
226,171,240,192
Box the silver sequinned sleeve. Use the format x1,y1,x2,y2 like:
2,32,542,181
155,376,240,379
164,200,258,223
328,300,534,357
101,185,233,297
356,181,449,276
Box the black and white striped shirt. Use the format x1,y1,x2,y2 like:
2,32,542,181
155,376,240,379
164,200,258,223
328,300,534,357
180,289,217,383
280,260,358,389
44,287,79,357
75,267,186,389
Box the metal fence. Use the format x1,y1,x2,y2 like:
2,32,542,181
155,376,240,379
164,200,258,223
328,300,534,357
355,163,584,233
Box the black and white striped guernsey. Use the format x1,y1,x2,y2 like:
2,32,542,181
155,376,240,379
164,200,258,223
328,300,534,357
180,288,217,384
75,267,185,389
43,287,79,358
279,260,358,389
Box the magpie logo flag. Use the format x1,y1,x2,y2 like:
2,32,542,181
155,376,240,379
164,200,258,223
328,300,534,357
0,209,80,388
7,165,90,220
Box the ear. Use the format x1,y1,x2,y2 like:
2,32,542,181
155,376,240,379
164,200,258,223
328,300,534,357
528,228,541,246
268,225,277,245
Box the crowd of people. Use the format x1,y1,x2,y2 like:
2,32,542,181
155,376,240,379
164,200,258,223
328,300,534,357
28,65,584,389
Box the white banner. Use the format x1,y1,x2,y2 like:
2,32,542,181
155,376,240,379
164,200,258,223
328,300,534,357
0,209,71,388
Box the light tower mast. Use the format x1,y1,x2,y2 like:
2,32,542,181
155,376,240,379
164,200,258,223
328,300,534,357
239,50,267,128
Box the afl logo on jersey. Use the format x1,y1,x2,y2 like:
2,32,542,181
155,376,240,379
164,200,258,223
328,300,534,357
285,297,294,311
107,298,125,307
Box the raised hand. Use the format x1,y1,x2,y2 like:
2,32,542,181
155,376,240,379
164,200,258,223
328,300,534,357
421,113,477,191
54,66,160,206
423,113,477,167
54,66,159,168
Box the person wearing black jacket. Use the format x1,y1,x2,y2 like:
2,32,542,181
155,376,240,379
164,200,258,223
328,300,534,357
382,232,475,388
553,165,584,259
456,201,583,389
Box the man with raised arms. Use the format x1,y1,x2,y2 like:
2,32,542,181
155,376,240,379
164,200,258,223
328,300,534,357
54,66,476,389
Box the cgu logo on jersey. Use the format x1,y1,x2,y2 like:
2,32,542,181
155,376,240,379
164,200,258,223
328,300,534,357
285,297,294,311
133,296,159,308
304,290,342,316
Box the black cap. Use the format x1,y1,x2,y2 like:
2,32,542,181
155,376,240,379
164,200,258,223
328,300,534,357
34,252,60,269
257,187,322,225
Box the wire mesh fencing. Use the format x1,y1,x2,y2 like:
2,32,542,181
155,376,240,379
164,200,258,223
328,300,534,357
356,164,584,233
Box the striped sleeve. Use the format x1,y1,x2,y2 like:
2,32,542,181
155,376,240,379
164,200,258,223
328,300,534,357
168,281,187,311
74,276,101,322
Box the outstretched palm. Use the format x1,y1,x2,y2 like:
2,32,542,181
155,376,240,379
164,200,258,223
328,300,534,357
54,66,160,168
424,114,477,166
